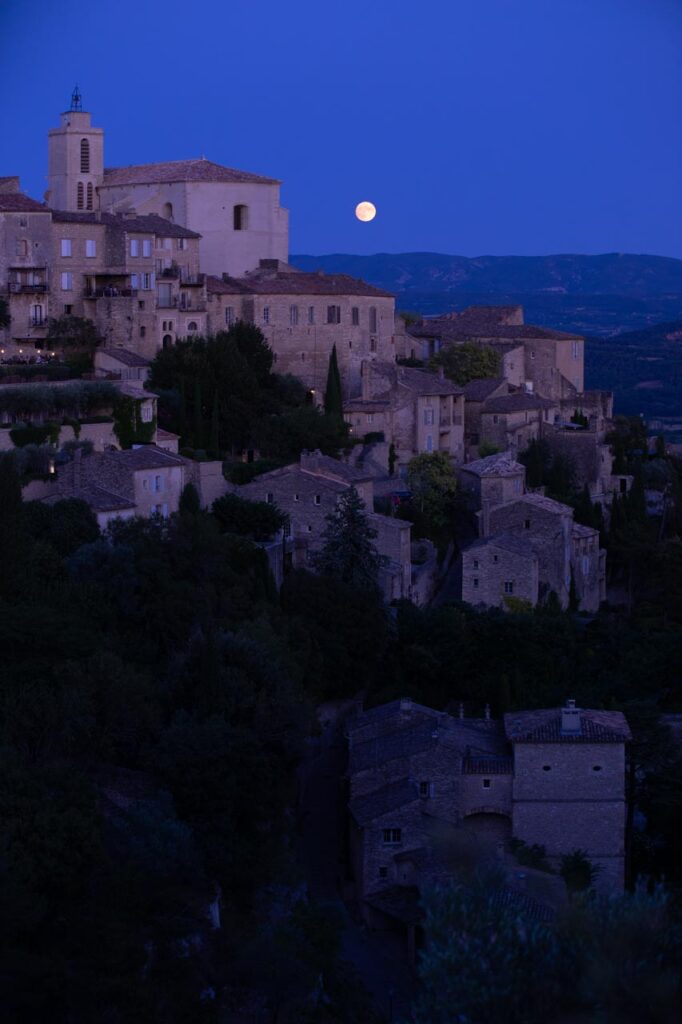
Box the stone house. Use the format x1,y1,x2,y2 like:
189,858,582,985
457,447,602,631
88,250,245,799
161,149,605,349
45,98,288,279
235,450,413,601
478,391,559,456
457,450,526,535
94,347,150,382
0,192,53,348
484,493,604,611
347,697,630,944
408,305,585,400
461,376,509,456
205,262,396,395
461,532,540,609
343,359,465,472
26,445,190,528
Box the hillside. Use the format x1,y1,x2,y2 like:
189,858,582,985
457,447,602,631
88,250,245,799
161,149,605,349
586,320,682,428
289,252,682,336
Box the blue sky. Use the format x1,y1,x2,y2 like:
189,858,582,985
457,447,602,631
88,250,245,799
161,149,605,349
1,0,680,257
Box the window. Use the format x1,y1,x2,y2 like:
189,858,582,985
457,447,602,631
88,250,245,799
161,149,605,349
154,475,163,492
141,272,153,290
86,182,93,210
161,503,169,517
308,306,315,324
582,555,589,576
187,321,198,333
351,306,359,326
514,478,522,493
592,765,602,772
493,554,498,563
542,765,551,772
483,778,491,789
60,271,73,291
80,138,90,173
473,559,479,569
524,519,531,529
530,350,535,359
225,307,235,327
162,334,173,349
370,337,377,353
15,239,28,257
424,408,435,425
294,493,300,502
64,304,72,314
140,325,146,338
77,181,84,209
85,239,96,258
61,238,72,257
142,239,152,257
163,202,174,220
473,578,479,588
419,781,430,797
426,435,433,452
369,306,377,333
31,305,43,326
367,414,374,425
504,581,514,594
266,492,274,504
263,307,270,324
314,494,321,505
141,404,153,423
289,304,299,326
233,204,248,230
327,305,341,324
19,216,27,228
176,237,187,251
382,829,402,845
379,867,388,879
130,239,139,257
572,341,580,360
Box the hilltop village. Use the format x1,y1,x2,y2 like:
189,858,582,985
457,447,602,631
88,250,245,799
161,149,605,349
2,96,681,1022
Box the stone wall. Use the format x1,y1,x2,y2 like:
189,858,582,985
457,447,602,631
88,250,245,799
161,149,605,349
462,540,539,609
488,501,572,606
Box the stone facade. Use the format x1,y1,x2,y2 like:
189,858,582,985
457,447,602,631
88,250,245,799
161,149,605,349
235,450,413,600
457,450,526,535
343,360,465,471
478,392,559,456
348,698,631,921
462,533,540,609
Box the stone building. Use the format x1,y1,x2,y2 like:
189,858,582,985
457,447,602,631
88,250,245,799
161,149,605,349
205,262,396,394
45,93,288,278
457,450,526,535
408,305,585,400
461,532,540,609
478,391,559,456
461,376,509,456
343,359,465,471
0,192,53,348
347,697,630,946
235,450,413,601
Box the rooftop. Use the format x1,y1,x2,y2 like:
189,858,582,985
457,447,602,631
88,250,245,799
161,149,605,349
482,393,556,414
98,347,151,368
510,492,574,516
462,377,508,402
50,210,200,238
397,366,463,396
461,451,525,478
465,531,539,560
42,445,188,508
349,778,420,826
0,193,49,213
102,157,280,187
504,707,631,743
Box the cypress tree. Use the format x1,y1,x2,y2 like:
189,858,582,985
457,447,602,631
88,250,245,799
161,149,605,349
324,344,343,421
210,390,220,456
193,377,203,450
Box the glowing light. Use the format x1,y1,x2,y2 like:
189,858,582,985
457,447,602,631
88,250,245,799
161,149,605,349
355,201,376,223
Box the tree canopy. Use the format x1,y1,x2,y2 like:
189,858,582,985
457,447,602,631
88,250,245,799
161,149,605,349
430,342,501,385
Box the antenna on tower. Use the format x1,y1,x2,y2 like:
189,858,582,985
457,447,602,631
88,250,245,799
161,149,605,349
70,85,83,112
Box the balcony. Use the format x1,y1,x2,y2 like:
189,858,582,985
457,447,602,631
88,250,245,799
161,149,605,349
180,273,205,287
84,287,138,299
9,282,49,294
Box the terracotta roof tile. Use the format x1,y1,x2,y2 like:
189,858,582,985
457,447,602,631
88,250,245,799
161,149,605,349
504,708,631,743
102,158,279,186
0,193,49,213
50,210,200,238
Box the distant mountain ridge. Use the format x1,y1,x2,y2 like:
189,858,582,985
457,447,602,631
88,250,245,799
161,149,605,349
289,252,682,297
289,252,682,338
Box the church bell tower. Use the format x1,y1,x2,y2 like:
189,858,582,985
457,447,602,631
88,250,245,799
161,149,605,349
46,86,104,211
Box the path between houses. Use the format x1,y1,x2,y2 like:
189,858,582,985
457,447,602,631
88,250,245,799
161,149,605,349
297,702,417,1022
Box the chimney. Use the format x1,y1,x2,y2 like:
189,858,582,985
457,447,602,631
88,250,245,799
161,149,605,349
561,699,581,736
73,446,82,496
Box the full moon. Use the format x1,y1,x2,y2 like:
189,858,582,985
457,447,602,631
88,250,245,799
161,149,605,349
355,201,376,222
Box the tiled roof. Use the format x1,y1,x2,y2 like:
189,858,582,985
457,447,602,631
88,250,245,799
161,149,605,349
113,446,187,470
491,888,555,923
50,210,200,238
0,193,49,213
397,366,463,396
100,347,151,367
462,377,508,402
513,492,574,516
343,397,391,413
350,720,440,773
102,158,279,186
242,269,394,298
239,463,347,496
461,451,525,478
206,275,252,295
0,176,20,192
43,446,187,508
572,522,599,539
300,451,373,483
482,393,556,414
349,778,419,825
504,708,631,743
410,319,582,342
42,477,135,513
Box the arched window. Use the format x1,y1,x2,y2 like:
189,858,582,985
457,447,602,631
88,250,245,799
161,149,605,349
80,138,90,173
187,321,198,333
162,334,173,349
86,182,93,210
77,182,84,209
233,204,248,230
163,202,174,220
